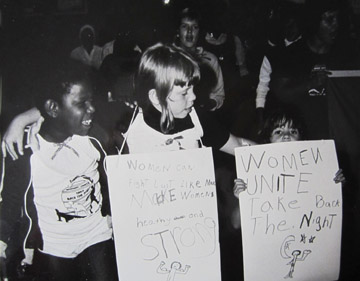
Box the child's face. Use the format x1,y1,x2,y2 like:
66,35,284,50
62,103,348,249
179,18,200,51
167,83,196,119
270,121,300,143
57,83,95,137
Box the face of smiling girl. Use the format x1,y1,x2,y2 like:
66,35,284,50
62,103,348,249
167,83,196,119
270,121,300,143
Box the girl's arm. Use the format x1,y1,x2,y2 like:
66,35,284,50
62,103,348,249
219,134,256,156
2,107,41,160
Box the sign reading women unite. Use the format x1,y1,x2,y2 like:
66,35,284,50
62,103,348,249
235,140,342,281
105,148,221,281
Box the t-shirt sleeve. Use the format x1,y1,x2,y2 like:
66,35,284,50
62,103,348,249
196,107,230,149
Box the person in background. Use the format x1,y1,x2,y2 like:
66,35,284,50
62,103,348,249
201,15,250,131
255,1,305,132
174,8,225,112
99,31,141,102
70,24,103,70
260,0,343,141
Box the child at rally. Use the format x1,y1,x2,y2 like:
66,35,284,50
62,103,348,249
0,64,118,281
123,42,255,154
232,109,345,228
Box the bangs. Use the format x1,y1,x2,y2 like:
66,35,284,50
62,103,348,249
173,73,200,88
273,116,295,129
170,56,200,88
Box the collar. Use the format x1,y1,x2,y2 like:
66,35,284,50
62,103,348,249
143,106,194,135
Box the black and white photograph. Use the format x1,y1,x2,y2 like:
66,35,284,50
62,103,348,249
0,0,359,280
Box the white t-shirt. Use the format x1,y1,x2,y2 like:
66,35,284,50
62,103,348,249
30,135,112,258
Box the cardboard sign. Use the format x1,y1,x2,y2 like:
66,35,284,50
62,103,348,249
106,148,221,281
235,140,342,281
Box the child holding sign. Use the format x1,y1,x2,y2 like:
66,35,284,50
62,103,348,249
232,110,345,228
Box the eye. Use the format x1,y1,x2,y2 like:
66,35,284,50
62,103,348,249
272,129,282,135
183,86,193,96
290,129,299,135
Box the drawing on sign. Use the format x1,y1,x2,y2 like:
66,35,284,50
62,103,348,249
280,235,311,279
157,261,191,281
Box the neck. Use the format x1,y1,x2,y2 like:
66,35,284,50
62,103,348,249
83,44,93,55
181,44,196,55
40,121,71,143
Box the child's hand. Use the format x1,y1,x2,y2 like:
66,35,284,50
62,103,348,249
233,178,247,199
2,118,25,160
2,108,41,160
333,169,346,185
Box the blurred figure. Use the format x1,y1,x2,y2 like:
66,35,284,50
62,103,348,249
174,8,225,112
259,0,342,140
70,24,103,70
255,0,305,132
99,31,141,102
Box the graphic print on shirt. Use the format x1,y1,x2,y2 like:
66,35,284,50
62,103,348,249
308,65,327,96
56,175,101,222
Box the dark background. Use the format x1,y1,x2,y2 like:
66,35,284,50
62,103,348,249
1,0,359,280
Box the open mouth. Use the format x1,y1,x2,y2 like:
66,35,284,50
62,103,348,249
186,36,194,42
82,119,93,126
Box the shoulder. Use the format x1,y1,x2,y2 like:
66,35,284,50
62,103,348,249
71,46,82,53
199,48,219,62
198,48,221,72
70,46,83,57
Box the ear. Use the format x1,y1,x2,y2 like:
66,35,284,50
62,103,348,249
148,89,160,106
44,99,60,118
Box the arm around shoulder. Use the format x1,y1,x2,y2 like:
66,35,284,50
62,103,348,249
2,108,41,160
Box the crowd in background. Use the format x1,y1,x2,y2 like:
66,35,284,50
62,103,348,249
1,0,360,280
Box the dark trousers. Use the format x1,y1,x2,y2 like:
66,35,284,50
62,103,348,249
33,239,118,281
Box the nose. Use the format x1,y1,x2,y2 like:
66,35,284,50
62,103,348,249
187,26,194,35
282,131,291,140
188,88,196,102
86,101,96,114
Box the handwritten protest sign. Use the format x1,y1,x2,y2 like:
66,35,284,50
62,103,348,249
106,148,221,281
235,140,342,281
